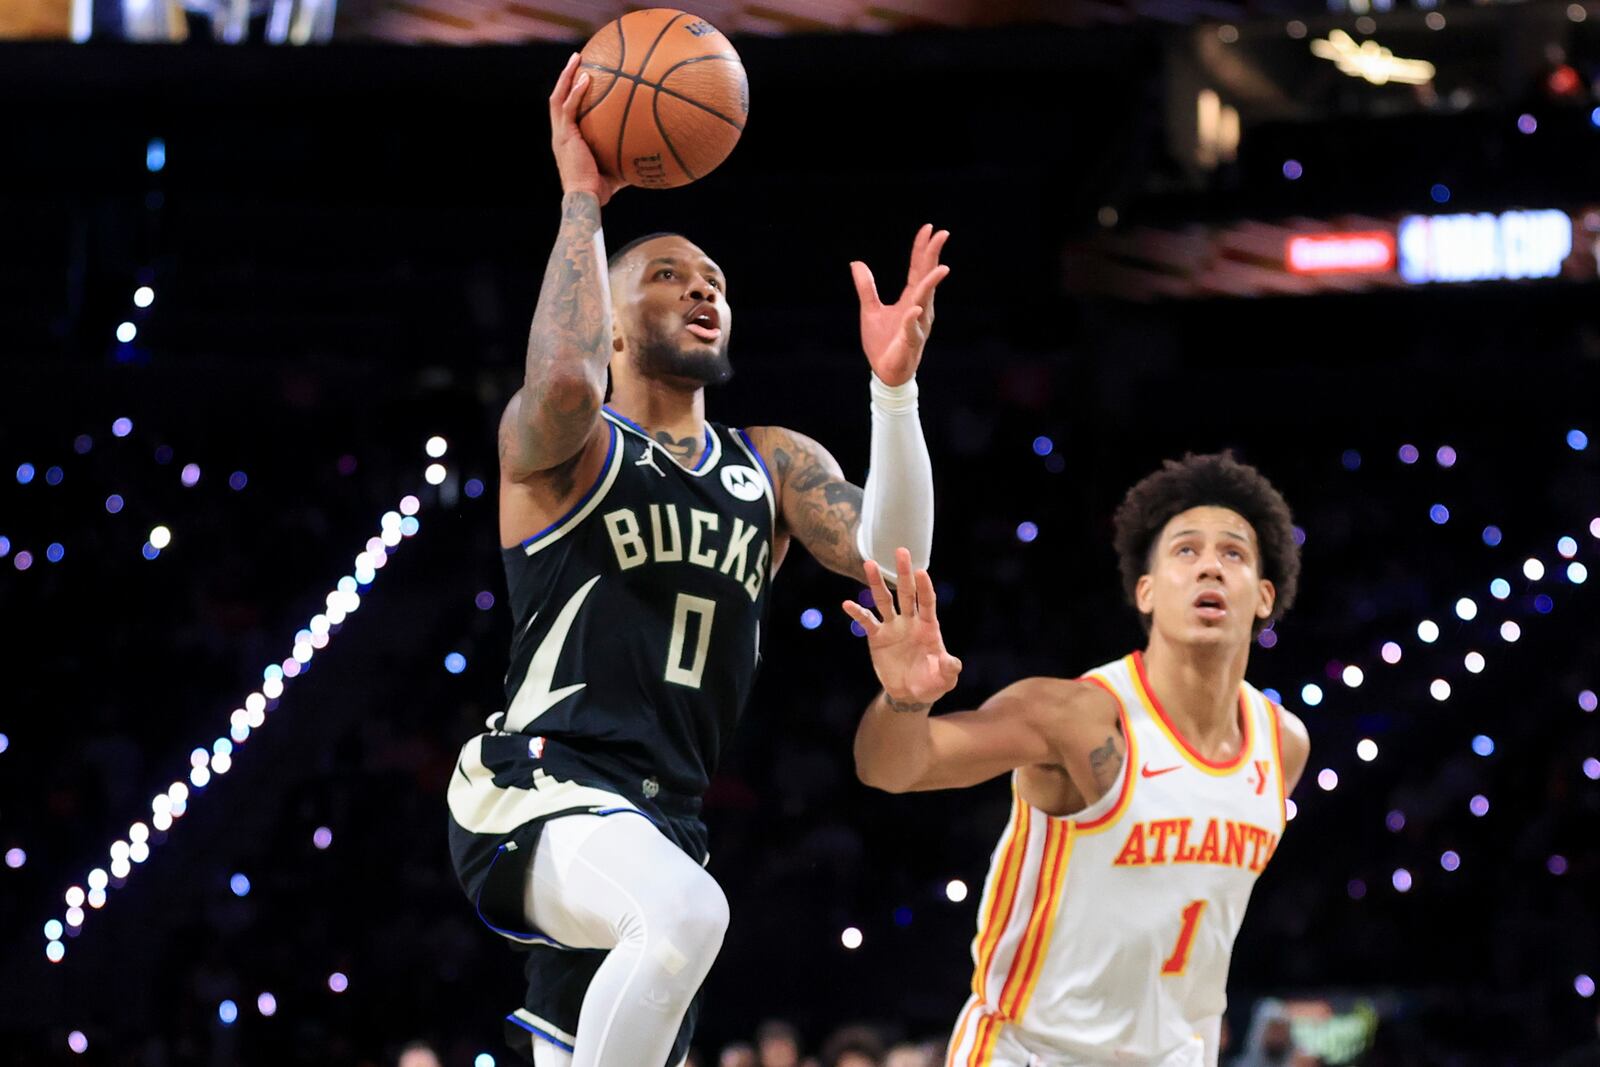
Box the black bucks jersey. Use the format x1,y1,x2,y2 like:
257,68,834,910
494,407,774,799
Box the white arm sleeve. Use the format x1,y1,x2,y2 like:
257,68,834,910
854,373,935,573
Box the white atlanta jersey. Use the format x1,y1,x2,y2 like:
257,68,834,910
947,652,1289,1067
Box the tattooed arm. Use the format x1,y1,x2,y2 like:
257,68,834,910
501,54,626,485
743,425,867,579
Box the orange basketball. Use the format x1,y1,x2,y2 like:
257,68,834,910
576,8,748,190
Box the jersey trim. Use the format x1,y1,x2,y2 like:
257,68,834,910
728,427,777,530
521,422,623,555
1073,674,1139,834
996,819,1073,1022
1267,697,1289,827
507,1008,578,1052
1130,651,1253,776
601,407,723,476
971,788,1030,1005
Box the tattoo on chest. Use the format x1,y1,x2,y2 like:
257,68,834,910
650,429,700,463
1089,735,1123,792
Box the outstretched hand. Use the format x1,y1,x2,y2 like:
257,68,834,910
842,548,962,709
851,225,951,387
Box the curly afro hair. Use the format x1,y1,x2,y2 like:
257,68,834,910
1111,452,1300,636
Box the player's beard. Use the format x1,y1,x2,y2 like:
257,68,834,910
633,330,734,387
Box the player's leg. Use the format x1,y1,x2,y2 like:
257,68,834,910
524,813,728,1067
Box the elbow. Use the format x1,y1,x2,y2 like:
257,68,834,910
854,750,917,794
526,365,604,414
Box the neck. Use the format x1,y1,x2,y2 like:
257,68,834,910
1140,629,1250,754
609,375,707,454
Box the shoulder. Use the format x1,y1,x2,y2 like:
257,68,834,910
982,676,1120,740
1272,703,1311,788
741,425,842,494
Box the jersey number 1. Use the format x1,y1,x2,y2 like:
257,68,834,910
665,593,716,689
1160,899,1207,976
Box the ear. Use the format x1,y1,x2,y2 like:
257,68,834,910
1135,573,1155,616
1256,578,1277,620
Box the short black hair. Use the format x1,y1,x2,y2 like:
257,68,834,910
1111,451,1300,636
607,231,686,270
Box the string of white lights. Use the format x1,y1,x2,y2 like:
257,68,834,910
40,441,447,965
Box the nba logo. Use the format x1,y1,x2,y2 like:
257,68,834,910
528,736,546,759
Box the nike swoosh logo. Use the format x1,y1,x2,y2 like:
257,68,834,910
1141,764,1182,778
503,575,600,732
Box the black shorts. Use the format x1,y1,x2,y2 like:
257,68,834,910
446,732,709,1065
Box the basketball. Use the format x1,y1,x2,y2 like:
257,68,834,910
576,8,748,190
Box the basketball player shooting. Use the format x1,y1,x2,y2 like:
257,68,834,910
446,54,950,1067
843,454,1312,1067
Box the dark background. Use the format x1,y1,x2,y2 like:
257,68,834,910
1,13,1597,1065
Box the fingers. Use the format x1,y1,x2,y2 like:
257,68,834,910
909,225,950,284
895,548,916,614
850,261,881,310
842,600,881,636
865,558,897,618
913,566,938,623
907,263,950,312
901,305,925,344
562,68,591,123
906,223,933,284
550,52,580,112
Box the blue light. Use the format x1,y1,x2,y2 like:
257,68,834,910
1398,444,1419,464
74,434,93,454
1262,687,1282,703
46,543,64,563
850,620,867,638
1301,684,1324,707
445,653,467,675
1282,159,1303,180
1430,183,1451,204
142,542,160,561
213,738,233,756
800,608,823,630
475,591,495,611
1031,436,1054,457
464,478,485,499
1016,522,1039,543
1471,734,1495,757
400,516,420,537
106,494,124,514
218,1000,238,1025
893,906,914,927
1535,594,1554,614
1482,525,1503,547
1593,106,1600,128
1569,429,1590,451
1341,449,1361,471
475,1056,496,1067
16,463,35,485
1430,504,1450,525
229,471,248,491
146,138,166,173
263,664,283,682
45,466,63,486
111,417,133,438
0,733,8,754
1490,578,1511,600
0,536,9,557
230,873,251,897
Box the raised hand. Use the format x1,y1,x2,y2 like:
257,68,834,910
549,53,627,207
850,224,951,387
842,547,962,710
